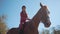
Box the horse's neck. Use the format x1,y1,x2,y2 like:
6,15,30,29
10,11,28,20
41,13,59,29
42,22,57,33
31,8,42,27
24,9,42,34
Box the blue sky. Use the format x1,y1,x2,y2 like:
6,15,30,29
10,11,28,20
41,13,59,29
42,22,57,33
0,0,60,31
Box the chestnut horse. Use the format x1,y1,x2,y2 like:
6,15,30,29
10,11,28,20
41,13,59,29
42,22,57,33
7,3,51,34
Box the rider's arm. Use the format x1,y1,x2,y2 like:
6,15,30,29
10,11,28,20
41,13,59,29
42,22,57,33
26,13,30,20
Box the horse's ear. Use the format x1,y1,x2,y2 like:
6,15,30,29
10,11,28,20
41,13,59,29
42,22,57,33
40,3,43,7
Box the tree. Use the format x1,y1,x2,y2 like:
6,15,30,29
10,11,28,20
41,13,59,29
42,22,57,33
0,15,8,34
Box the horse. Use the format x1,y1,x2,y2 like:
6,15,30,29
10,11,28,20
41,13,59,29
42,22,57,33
7,3,51,34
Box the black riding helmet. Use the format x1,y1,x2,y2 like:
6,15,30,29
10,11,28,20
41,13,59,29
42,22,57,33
22,5,26,9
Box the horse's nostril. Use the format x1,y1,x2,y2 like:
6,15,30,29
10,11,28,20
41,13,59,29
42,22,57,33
45,22,51,27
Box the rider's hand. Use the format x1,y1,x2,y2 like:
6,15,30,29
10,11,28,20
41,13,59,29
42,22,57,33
26,18,31,20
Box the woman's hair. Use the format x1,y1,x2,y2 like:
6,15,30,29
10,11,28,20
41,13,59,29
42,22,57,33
22,5,26,9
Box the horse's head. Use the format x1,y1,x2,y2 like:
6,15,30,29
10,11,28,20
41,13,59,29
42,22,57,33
40,3,51,28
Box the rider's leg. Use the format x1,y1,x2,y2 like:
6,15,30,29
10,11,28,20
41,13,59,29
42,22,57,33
20,24,24,34
19,24,23,34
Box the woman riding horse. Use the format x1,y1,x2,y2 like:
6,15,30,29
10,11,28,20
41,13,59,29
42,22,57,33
7,3,51,34
19,6,30,34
